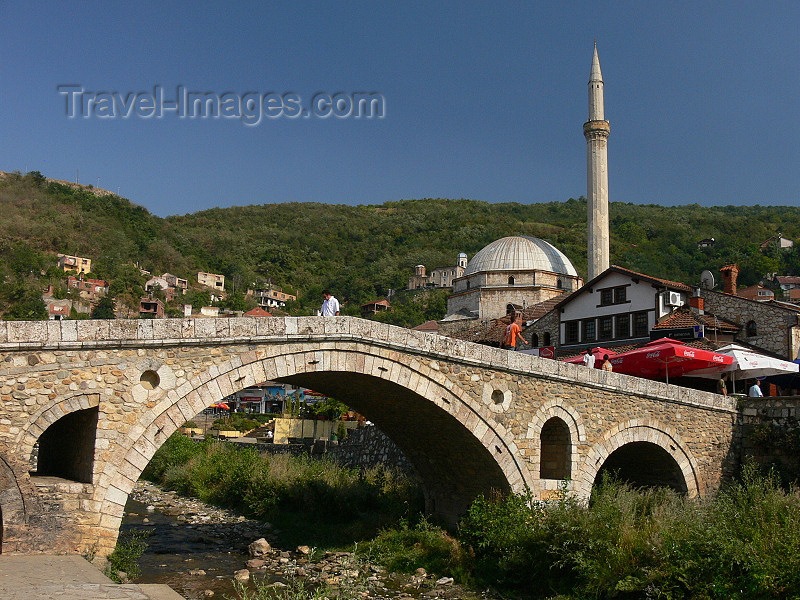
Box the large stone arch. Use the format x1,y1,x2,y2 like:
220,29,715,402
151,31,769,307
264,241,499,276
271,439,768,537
94,343,533,553
575,420,700,498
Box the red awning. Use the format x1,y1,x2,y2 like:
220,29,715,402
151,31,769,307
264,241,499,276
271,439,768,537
608,338,733,383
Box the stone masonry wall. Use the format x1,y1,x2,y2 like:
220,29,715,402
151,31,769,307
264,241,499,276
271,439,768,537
700,289,800,359
327,425,414,472
739,397,800,480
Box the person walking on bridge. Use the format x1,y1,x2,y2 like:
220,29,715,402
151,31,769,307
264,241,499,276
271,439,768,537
502,313,528,351
321,290,340,316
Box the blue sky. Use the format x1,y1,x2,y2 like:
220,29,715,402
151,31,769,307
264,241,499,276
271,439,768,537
1,2,798,217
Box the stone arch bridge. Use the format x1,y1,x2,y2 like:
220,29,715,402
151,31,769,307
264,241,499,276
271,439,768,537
0,316,738,556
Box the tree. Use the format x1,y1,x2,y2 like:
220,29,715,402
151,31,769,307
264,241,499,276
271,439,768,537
3,282,47,320
91,295,116,319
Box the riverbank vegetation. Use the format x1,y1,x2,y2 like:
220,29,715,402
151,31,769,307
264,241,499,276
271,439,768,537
142,434,423,547
143,436,800,599
365,467,800,599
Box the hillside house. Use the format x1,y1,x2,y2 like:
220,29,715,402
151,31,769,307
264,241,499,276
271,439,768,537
198,271,225,291
145,276,176,301
139,297,164,319
251,286,296,309
361,299,390,318
162,273,188,292
66,276,109,301
760,234,794,250
57,254,92,274
737,284,775,302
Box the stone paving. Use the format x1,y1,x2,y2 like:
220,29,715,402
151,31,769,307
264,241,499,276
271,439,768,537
0,554,183,600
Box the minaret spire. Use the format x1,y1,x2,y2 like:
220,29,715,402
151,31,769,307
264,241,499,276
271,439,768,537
583,42,610,280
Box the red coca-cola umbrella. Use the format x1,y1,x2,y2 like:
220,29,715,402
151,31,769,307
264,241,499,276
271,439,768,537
562,347,617,366
609,338,733,383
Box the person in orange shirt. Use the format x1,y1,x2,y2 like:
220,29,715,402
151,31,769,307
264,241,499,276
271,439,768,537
502,313,528,351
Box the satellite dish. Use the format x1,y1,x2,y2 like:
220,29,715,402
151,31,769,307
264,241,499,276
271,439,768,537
700,270,715,290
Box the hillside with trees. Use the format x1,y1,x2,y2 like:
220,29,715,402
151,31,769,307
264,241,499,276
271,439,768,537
1,170,799,322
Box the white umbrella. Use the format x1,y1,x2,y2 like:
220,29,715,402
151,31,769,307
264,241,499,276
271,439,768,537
689,344,799,393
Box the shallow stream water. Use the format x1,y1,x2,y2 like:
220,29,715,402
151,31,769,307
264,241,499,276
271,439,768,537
120,482,487,600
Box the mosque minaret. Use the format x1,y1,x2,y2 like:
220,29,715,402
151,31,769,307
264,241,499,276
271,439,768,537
584,42,610,280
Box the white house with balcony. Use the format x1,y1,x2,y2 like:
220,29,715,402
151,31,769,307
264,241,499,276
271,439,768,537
547,266,693,354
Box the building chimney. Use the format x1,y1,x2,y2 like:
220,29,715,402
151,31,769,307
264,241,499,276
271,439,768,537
689,296,705,313
720,264,739,295
415,265,426,277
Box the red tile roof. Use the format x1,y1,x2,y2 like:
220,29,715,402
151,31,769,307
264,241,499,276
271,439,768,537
653,307,740,333
607,265,693,292
244,307,273,317
411,320,439,332
447,296,566,345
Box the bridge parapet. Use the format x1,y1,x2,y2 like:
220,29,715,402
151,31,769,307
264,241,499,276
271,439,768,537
0,316,736,414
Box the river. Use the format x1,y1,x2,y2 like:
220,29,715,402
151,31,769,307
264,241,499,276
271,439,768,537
121,481,487,600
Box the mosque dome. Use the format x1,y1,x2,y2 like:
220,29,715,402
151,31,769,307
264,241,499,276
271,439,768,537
462,236,578,277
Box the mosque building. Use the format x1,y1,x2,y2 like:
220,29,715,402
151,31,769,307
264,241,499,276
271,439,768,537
444,236,582,321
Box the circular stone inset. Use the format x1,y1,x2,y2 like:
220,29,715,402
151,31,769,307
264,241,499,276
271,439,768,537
140,370,161,390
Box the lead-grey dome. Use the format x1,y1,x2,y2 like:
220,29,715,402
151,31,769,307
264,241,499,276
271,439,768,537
463,236,578,277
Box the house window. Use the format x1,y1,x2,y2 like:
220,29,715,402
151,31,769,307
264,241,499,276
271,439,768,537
531,333,539,347
746,320,757,337
508,276,515,285
557,279,563,289
615,314,630,339
599,286,628,306
598,316,613,340
633,311,649,337
565,321,579,344
543,332,551,346
583,319,596,342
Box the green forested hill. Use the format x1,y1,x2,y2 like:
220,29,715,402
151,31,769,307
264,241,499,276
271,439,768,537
1,171,799,318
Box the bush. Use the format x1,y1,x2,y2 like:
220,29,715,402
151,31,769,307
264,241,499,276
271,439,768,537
104,530,150,582
361,518,471,583
457,468,800,599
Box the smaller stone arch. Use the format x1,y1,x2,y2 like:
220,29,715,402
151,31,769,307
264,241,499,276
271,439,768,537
18,393,103,465
575,421,700,499
526,401,586,491
539,418,571,480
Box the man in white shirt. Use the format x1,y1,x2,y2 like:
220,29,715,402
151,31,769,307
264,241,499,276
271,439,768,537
582,349,596,368
748,380,764,398
321,290,340,316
